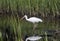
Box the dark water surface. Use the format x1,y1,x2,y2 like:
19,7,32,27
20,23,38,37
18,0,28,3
21,18,60,41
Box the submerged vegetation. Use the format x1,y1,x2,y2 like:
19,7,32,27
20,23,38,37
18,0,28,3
0,0,60,41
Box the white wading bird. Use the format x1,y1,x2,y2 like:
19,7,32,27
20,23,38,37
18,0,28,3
22,15,43,23
21,15,43,30
26,36,42,41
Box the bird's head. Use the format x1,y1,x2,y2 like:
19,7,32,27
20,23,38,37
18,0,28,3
24,15,27,18
20,15,27,20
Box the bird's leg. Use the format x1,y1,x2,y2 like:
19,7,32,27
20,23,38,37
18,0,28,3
34,23,38,30
33,23,38,34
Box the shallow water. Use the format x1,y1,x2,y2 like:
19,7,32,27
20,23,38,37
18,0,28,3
21,18,60,41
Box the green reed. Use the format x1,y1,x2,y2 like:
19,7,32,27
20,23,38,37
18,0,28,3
0,0,60,17
0,15,21,41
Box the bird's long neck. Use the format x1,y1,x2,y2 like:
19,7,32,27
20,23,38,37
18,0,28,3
26,38,28,41
25,16,28,20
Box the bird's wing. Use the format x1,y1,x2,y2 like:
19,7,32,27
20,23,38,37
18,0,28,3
29,17,39,19
29,17,42,21
27,17,42,23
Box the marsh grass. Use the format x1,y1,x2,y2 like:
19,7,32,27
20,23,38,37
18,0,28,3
0,0,60,17
0,15,21,41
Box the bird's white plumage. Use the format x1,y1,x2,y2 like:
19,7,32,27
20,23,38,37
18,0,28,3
23,15,43,23
28,17,42,23
26,36,42,41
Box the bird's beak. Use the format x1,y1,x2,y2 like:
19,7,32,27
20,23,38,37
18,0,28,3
20,16,24,20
